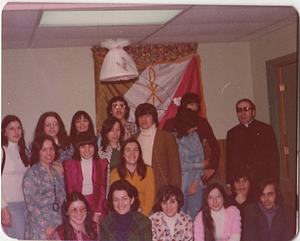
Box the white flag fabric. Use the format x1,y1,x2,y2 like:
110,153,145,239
124,58,193,122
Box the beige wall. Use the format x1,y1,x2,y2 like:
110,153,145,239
2,47,96,146
249,23,298,123
1,24,297,144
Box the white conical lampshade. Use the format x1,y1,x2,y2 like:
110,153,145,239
100,39,139,82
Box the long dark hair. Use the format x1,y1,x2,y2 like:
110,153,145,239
201,183,229,241
117,138,147,181
30,135,59,167
1,115,28,167
107,180,140,213
72,131,99,161
62,192,98,241
69,111,95,146
100,116,124,151
34,112,71,150
175,106,200,139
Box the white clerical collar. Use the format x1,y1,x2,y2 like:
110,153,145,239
243,119,254,128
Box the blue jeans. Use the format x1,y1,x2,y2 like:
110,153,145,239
181,174,203,221
3,201,27,239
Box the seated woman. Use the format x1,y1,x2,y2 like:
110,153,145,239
173,107,208,220
63,131,108,223
100,179,152,241
194,183,241,241
23,135,66,240
110,138,155,217
69,111,95,146
149,184,193,241
227,168,255,214
49,192,100,241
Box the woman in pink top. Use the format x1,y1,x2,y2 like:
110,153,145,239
194,183,241,241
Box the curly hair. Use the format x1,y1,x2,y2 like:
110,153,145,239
107,180,140,213
106,96,130,120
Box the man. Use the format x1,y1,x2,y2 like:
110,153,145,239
226,99,280,194
133,103,181,192
97,96,139,140
163,92,220,182
243,179,296,241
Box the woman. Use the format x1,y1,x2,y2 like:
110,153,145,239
49,192,100,241
1,115,29,239
194,183,241,241
174,107,208,220
23,135,66,240
63,131,108,224
150,184,193,241
99,116,124,194
110,138,155,217
29,111,74,163
100,179,152,241
69,111,95,146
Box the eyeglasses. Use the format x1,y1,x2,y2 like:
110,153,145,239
112,104,126,109
68,206,87,215
236,107,252,113
44,122,58,127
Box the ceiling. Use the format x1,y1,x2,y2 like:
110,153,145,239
2,2,298,49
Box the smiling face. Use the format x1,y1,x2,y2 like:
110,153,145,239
260,184,277,210
234,177,250,196
39,139,55,167
236,101,255,125
79,144,95,160
207,188,224,211
123,142,139,167
110,100,127,123
75,116,89,133
112,190,134,215
67,200,87,230
161,195,179,218
44,116,59,140
4,121,22,143
138,114,155,130
106,121,121,146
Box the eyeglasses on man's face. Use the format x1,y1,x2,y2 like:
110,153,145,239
236,107,252,113
112,104,126,109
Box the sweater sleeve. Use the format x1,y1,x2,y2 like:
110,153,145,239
140,167,155,217
194,211,205,241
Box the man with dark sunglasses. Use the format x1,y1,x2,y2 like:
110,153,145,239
225,99,280,196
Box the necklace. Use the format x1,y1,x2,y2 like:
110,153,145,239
52,183,59,212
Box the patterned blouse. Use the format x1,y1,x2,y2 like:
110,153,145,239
150,211,193,241
23,162,66,240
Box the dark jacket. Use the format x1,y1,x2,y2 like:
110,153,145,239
243,202,296,241
100,211,152,241
226,119,280,188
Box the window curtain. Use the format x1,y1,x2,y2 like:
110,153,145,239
91,43,206,132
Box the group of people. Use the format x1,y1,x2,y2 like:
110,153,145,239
1,93,296,241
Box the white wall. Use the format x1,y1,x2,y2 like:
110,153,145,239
2,47,96,146
249,23,298,123
197,42,253,139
